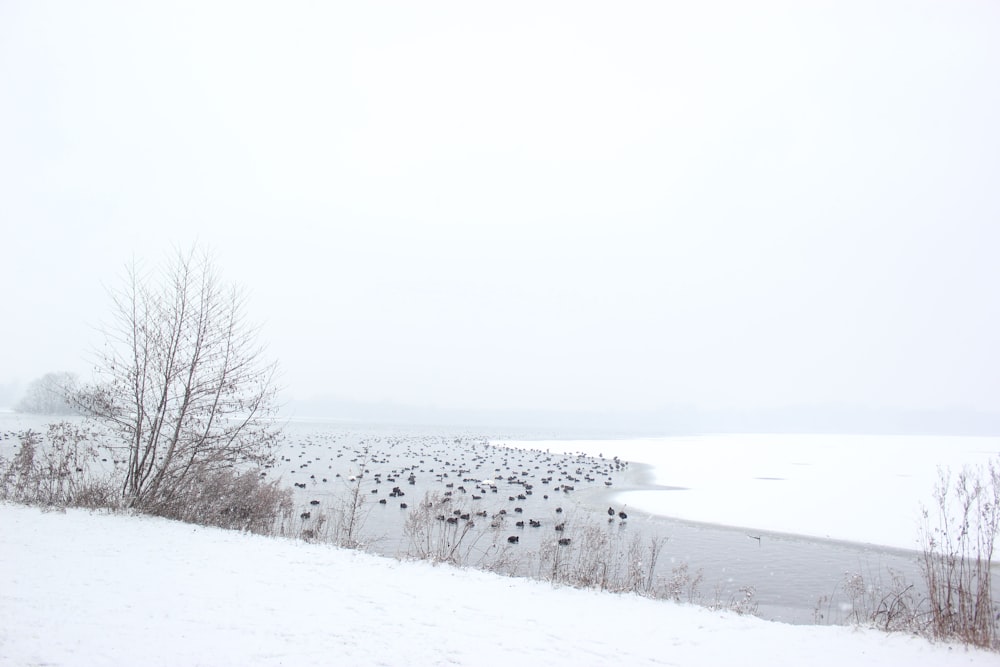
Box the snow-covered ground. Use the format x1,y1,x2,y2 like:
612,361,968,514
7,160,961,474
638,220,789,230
1,503,996,667
497,434,1000,551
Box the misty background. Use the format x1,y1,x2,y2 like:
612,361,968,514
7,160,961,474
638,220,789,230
2,2,998,434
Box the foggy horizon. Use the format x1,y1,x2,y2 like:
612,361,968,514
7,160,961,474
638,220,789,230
2,2,998,432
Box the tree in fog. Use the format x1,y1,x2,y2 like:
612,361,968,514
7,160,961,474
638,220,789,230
15,372,80,415
75,247,281,509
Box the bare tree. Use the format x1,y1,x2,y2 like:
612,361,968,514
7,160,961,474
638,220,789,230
15,372,80,414
76,247,281,510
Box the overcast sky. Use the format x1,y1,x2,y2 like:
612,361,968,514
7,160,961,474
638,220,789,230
2,1,998,418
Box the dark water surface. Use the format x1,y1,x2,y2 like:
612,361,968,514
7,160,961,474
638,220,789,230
272,420,944,625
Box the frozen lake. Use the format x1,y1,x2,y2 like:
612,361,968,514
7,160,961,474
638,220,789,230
500,433,1000,551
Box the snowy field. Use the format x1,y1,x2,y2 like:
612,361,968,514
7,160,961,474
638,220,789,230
497,434,1000,552
1,503,996,667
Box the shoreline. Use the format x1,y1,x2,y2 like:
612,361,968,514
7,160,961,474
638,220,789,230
576,460,925,558
496,433,1000,553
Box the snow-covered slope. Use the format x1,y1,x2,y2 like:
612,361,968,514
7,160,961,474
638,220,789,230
1,504,993,666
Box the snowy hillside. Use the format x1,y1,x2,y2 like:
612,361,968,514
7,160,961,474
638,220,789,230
1,503,994,667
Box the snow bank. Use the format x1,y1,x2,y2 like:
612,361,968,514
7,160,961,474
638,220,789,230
1,503,994,666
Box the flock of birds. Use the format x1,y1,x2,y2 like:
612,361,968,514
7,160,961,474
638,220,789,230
267,428,632,551
0,424,633,554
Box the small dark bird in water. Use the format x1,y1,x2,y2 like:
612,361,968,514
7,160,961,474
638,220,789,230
608,507,615,516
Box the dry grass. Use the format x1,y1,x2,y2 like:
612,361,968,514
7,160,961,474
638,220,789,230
298,447,376,548
402,491,496,565
145,466,294,534
919,459,999,650
816,568,927,633
0,423,118,509
537,520,664,595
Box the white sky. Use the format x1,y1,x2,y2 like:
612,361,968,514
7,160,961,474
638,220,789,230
2,1,998,415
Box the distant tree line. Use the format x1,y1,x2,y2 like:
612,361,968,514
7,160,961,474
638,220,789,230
14,372,81,415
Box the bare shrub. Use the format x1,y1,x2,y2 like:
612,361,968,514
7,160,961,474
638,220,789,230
291,508,328,543
318,451,375,548
664,562,704,604
919,459,1000,649
0,423,117,509
870,575,925,633
461,511,525,576
834,569,928,633
538,519,668,597
644,536,668,592
539,521,614,589
475,542,523,577
144,466,293,534
530,519,752,612
0,430,42,502
813,593,834,624
715,586,759,616
403,491,482,564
